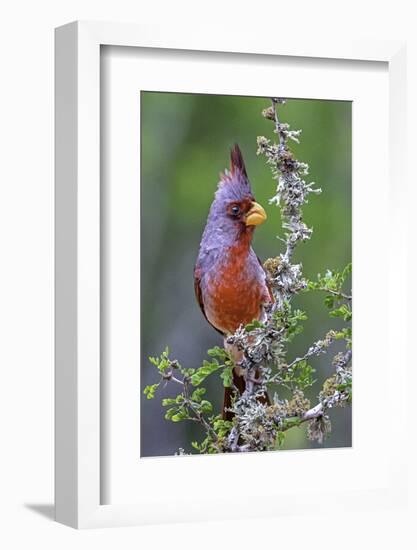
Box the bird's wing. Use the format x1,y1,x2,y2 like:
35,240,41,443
194,266,225,336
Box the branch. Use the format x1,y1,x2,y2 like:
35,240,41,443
287,330,337,370
181,374,219,442
315,287,352,301
282,348,352,434
221,98,327,451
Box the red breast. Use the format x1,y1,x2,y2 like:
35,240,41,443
203,240,271,335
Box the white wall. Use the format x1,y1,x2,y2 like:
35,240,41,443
0,1,416,547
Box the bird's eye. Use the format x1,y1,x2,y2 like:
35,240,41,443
231,205,240,216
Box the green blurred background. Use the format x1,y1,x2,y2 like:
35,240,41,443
140,92,352,457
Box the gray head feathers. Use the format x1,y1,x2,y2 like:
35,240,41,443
215,144,254,204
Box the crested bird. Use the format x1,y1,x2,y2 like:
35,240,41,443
194,144,273,420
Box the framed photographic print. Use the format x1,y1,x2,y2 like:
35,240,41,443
55,21,408,528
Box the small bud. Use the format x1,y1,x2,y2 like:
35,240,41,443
262,106,276,121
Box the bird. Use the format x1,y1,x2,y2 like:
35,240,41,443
194,144,273,420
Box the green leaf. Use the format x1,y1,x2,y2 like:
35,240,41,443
164,407,177,420
286,360,316,390
161,397,177,406
245,319,265,332
334,327,351,339
148,347,174,374
305,279,318,291
143,383,159,400
179,366,195,377
148,356,159,367
329,304,352,321
276,431,286,448
207,346,229,362
286,309,308,342
220,366,233,387
307,264,351,302
191,387,206,402
168,407,189,422
191,360,222,386
337,380,352,403
324,295,335,309
341,262,352,281
200,400,213,414
213,417,233,437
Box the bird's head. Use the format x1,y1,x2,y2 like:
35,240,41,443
204,145,267,246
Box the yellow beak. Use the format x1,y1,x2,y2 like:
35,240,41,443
245,201,267,226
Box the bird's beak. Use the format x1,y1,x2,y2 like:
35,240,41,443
245,201,267,226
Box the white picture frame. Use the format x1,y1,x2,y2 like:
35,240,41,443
55,21,407,529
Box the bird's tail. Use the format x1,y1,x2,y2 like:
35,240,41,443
222,368,270,421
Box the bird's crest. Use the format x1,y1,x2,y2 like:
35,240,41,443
230,144,248,179
217,144,252,200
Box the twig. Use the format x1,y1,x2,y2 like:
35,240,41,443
315,287,352,301
182,375,219,441
287,331,337,370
